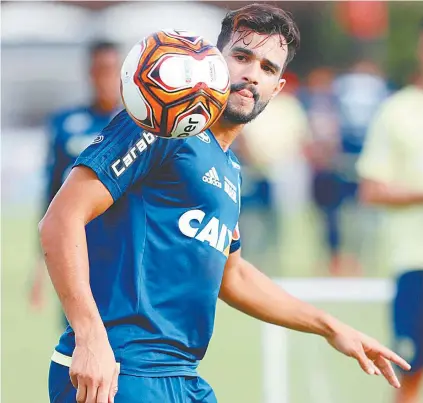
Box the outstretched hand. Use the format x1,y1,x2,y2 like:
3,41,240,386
326,323,411,388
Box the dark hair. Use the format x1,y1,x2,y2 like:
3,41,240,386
217,3,300,69
88,40,119,59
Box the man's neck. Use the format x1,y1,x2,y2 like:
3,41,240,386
209,119,244,152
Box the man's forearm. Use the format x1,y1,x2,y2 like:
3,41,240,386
219,258,340,337
360,180,423,206
39,213,105,340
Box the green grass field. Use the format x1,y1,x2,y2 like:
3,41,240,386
2,207,420,403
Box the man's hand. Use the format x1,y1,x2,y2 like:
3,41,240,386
70,329,119,403
326,323,411,388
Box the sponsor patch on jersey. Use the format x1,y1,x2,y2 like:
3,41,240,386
178,209,233,255
110,131,156,177
224,177,237,203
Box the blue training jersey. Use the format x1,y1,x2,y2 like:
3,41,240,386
45,106,117,206
55,110,242,377
332,72,390,154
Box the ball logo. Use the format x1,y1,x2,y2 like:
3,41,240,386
184,59,192,84
122,71,131,84
171,103,210,138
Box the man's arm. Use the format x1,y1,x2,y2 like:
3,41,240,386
359,179,423,206
219,250,411,388
220,250,337,336
29,119,67,309
39,166,118,403
355,95,423,207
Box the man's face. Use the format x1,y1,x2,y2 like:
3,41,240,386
220,30,288,124
90,49,121,105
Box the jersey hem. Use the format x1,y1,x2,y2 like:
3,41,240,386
51,348,198,378
118,367,198,378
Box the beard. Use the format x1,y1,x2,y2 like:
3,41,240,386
222,82,269,124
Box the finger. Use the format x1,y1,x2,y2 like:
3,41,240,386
369,360,381,376
86,381,100,403
374,345,411,371
108,367,119,403
355,348,375,375
373,363,382,376
76,382,87,403
374,356,401,388
70,372,79,389
96,383,109,403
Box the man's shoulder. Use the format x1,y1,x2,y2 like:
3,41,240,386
381,87,418,111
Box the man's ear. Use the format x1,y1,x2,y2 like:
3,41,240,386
272,78,286,98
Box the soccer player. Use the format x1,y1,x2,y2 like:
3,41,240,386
41,4,410,403
29,41,121,318
300,67,343,273
320,61,391,275
357,21,423,403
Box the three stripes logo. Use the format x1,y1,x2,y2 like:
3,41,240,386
203,167,222,188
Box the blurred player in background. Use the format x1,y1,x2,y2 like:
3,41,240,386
303,61,390,275
300,67,342,274
40,4,410,403
357,21,423,403
29,41,121,322
332,60,391,275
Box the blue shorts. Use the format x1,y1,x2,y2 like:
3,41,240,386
393,270,423,373
49,361,217,403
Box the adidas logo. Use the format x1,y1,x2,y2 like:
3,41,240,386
202,167,222,188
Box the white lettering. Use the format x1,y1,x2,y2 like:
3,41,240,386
112,160,125,176
196,217,219,248
178,209,236,255
136,139,147,153
129,146,138,159
110,131,157,177
178,209,205,238
123,153,133,167
144,131,156,144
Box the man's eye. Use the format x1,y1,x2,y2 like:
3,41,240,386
235,55,246,61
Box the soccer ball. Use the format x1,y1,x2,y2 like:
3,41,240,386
120,29,231,139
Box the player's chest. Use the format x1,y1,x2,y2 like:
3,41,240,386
148,138,241,214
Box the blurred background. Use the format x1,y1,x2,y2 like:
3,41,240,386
2,1,423,402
